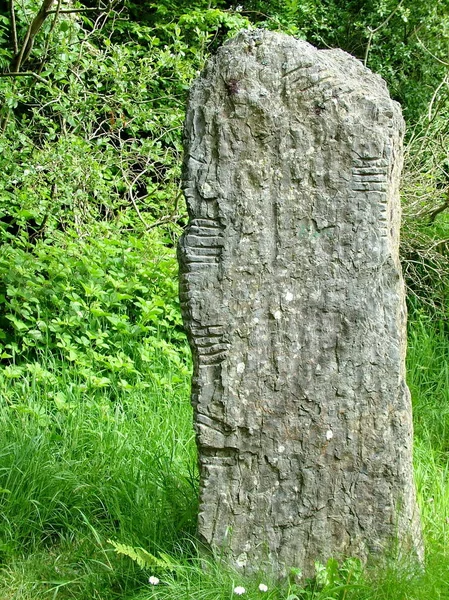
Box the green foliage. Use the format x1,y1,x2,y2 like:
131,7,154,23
0,1,250,240
0,225,187,394
400,108,449,316
0,302,196,598
407,314,449,455
108,540,178,570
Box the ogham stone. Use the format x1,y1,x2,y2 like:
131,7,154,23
178,29,422,577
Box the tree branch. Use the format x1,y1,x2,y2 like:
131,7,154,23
46,1,119,14
38,0,61,75
427,191,449,223
364,0,404,66
0,71,48,84
11,0,57,72
10,0,19,55
47,7,106,13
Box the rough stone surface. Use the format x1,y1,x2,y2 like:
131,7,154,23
178,29,422,577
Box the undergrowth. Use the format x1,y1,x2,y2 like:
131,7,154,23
0,225,448,599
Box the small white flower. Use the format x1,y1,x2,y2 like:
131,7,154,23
326,429,333,441
148,576,160,585
233,586,246,595
259,583,268,592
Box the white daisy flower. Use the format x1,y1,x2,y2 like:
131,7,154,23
233,586,246,595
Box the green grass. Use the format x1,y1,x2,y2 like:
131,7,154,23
0,245,448,599
0,341,197,599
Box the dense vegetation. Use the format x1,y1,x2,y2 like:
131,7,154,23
0,1,448,598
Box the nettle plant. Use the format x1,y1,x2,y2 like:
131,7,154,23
0,225,189,390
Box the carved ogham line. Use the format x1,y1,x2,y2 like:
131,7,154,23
351,160,388,193
179,271,206,282
284,63,334,89
187,248,221,258
353,167,387,175
353,156,388,164
184,236,223,248
196,412,229,435
282,62,314,78
352,166,388,174
191,217,222,228
352,170,387,177
187,229,223,240
295,78,331,92
352,175,386,183
351,184,387,191
197,351,228,366
188,221,222,230
200,446,238,462
194,333,229,365
185,255,220,264
195,334,226,347
196,343,229,355
184,261,220,274
191,324,225,336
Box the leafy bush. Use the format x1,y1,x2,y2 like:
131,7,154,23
0,224,188,392
401,106,449,316
0,2,250,240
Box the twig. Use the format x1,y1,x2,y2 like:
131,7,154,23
11,0,56,72
427,237,449,251
145,213,182,230
0,71,48,84
10,0,18,55
426,193,449,223
46,0,120,14
416,33,449,67
47,7,109,13
38,0,61,74
364,0,404,66
128,186,150,229
427,74,449,121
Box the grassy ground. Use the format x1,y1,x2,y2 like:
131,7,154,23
0,341,197,599
0,238,448,598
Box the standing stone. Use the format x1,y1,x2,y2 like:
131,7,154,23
178,29,422,577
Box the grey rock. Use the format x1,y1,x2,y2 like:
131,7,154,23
178,29,422,578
